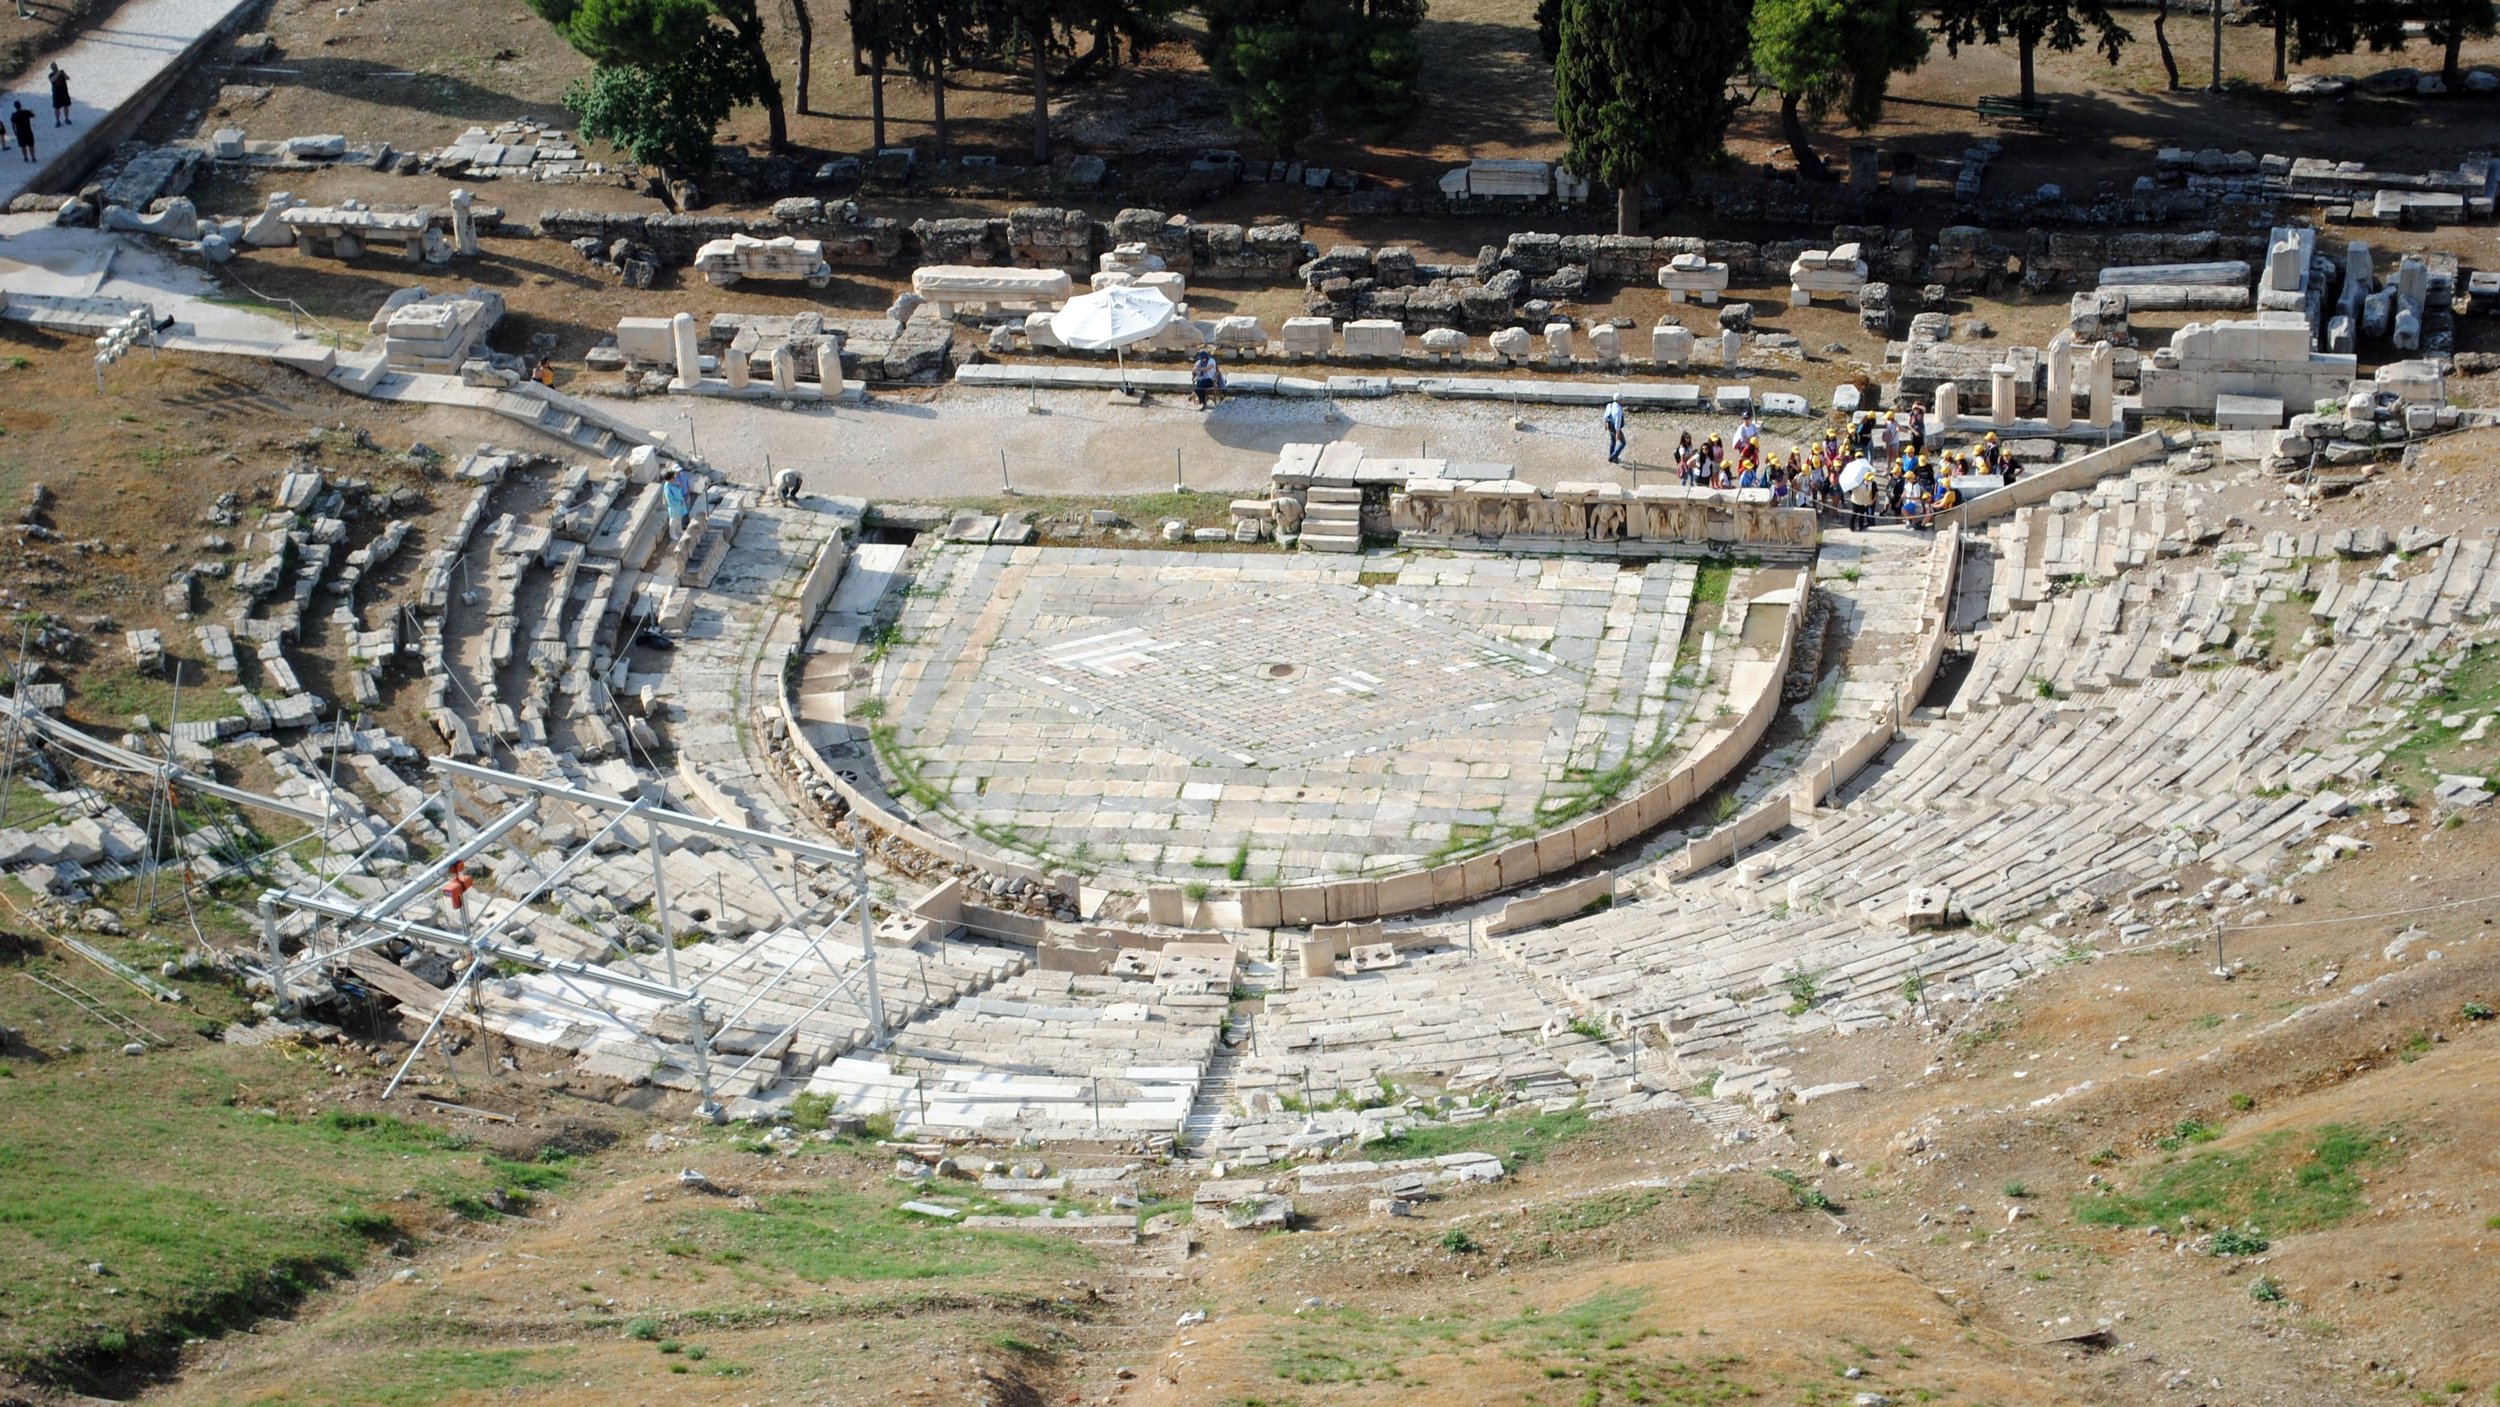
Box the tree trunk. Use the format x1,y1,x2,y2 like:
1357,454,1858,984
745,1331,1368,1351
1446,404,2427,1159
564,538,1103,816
731,9,792,150
763,77,791,150
870,50,887,148
2272,9,2286,82
2446,27,2465,86
1030,6,1051,163
1615,174,1639,236
932,65,948,158
2208,0,2223,90
1779,90,1830,181
2153,0,2180,89
791,0,814,115
2018,32,2037,105
1058,19,1115,82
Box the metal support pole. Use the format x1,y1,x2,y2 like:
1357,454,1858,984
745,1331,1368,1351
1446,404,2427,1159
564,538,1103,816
0,624,30,828
382,951,486,1099
856,849,886,1043
648,814,679,986
260,894,288,1016
270,794,536,946
686,996,723,1120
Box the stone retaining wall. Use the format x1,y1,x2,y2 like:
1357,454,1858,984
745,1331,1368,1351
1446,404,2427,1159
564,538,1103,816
537,198,2275,317
1943,431,2169,527
538,202,1306,278
1390,480,1821,557
791,530,849,631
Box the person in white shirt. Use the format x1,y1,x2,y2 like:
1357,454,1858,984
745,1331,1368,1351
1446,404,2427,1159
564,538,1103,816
1602,398,1627,463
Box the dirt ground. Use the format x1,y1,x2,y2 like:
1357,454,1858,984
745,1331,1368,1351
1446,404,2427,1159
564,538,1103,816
0,320,491,751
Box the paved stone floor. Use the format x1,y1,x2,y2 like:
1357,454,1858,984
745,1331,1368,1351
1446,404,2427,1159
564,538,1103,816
876,547,1700,882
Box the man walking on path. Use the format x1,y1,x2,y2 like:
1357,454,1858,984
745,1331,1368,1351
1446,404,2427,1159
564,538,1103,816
9,102,34,162
1602,396,1627,464
47,65,69,126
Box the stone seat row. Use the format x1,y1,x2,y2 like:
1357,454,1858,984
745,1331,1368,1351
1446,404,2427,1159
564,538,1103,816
1924,633,2399,801
1239,948,1600,1104
807,968,1228,1137
1488,897,2036,1052
1480,579,2461,1051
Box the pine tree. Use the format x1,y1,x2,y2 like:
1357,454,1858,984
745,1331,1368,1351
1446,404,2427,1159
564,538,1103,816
2243,0,2379,82
1199,0,1427,155
1932,0,2131,107
1553,0,1751,235
1750,0,1930,181
2393,0,2498,85
530,0,789,158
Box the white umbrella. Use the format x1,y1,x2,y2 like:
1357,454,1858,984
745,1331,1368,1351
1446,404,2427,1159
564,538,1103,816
1837,457,1874,492
1050,284,1176,392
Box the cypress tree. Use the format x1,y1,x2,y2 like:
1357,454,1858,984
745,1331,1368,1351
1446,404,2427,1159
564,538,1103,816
1554,0,1753,235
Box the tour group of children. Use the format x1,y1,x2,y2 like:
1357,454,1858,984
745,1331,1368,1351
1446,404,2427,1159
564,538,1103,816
1605,396,2024,532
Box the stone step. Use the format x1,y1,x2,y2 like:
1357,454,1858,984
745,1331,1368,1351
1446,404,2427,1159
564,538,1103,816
1300,532,1362,552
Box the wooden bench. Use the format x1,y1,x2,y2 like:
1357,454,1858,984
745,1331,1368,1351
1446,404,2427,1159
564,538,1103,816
1976,95,2050,127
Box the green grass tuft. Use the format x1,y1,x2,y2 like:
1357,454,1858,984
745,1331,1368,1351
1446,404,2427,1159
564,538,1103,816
2074,1124,2399,1237
0,1049,563,1387
690,1188,1092,1282
1361,1106,1591,1168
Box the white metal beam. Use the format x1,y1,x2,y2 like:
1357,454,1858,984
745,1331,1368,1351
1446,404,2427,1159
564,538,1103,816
430,757,860,865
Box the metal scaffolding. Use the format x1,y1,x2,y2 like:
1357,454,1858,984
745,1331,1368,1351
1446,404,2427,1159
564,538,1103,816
261,757,884,1119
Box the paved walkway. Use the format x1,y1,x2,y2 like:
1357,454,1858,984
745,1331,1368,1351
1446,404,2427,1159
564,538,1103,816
0,216,296,339
605,385,1794,502
0,0,254,205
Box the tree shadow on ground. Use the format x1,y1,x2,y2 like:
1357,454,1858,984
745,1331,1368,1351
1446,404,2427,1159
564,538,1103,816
257,56,570,128
1395,18,1555,156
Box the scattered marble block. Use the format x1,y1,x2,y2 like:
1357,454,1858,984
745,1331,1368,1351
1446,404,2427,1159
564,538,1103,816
1280,316,1335,357
2214,393,2285,430
697,233,833,288
1651,322,1693,368
1342,318,1406,359
1657,252,1729,305
1902,885,1958,930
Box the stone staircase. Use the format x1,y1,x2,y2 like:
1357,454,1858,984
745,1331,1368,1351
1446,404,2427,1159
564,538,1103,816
675,503,744,590
1180,957,1271,1151
1301,486,1363,553
491,388,627,458
1180,1032,1246,1154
